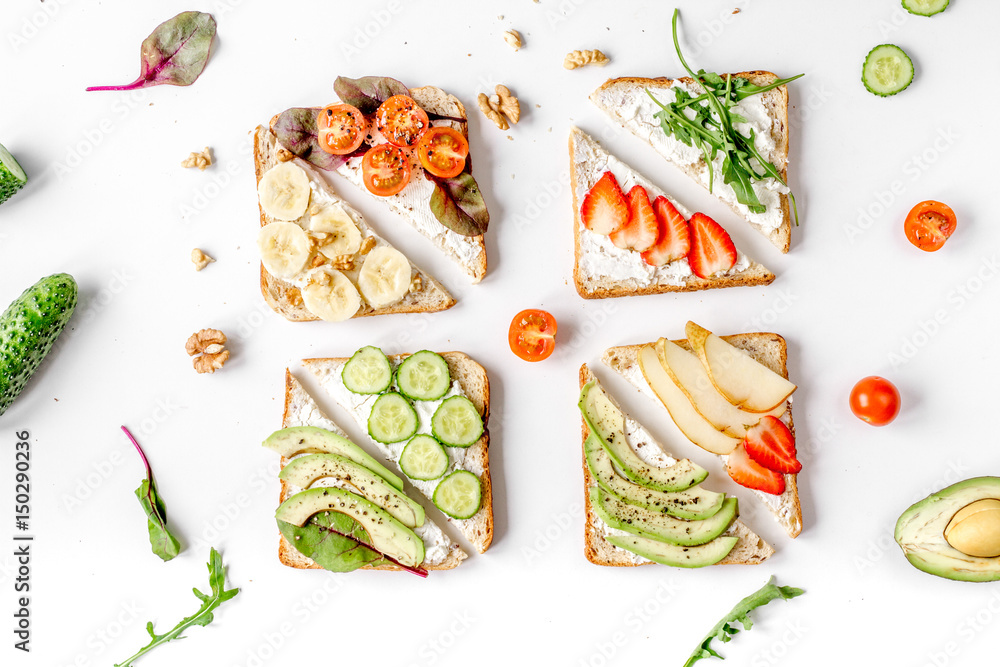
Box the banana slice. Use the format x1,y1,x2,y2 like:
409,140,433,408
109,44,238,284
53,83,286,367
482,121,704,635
258,222,312,279
258,162,311,220
358,246,411,309
301,270,361,322
311,205,363,257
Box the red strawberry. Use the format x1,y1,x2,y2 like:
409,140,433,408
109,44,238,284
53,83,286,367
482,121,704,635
610,185,660,252
726,442,785,495
641,196,691,266
744,416,802,474
581,172,628,235
687,212,737,279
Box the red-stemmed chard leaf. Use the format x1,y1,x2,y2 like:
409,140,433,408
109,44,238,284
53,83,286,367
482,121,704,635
123,426,181,562
334,75,410,114
87,12,217,92
429,172,489,236
273,108,367,171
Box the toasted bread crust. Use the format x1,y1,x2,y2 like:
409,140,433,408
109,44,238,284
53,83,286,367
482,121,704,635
302,352,493,554
591,72,791,254
601,333,803,539
569,128,775,299
277,369,469,571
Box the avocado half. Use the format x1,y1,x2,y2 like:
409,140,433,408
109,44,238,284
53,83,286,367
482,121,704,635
895,477,1000,582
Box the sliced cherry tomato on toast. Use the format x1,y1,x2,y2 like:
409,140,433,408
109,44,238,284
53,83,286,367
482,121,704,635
416,127,469,178
904,200,956,252
376,95,430,147
509,309,557,362
361,144,411,196
317,104,367,155
850,376,900,426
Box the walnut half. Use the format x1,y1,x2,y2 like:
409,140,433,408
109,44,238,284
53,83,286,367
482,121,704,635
181,147,213,171
563,49,610,70
185,328,230,374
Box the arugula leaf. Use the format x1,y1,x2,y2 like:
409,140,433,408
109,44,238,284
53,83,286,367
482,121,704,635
87,12,216,92
334,75,410,115
429,172,490,237
273,108,367,172
114,547,239,667
647,9,803,224
684,576,804,667
122,426,181,562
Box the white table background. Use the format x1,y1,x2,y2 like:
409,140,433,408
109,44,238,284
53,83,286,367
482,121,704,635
2,0,998,665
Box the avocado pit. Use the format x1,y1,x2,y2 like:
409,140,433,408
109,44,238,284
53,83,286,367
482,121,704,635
944,498,1000,558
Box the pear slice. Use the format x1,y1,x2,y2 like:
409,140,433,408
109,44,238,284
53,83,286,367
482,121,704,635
638,344,741,455
686,322,796,413
655,338,785,439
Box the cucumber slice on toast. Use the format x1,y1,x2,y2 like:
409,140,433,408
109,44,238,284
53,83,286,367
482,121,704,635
0,143,27,206
342,346,392,394
433,470,482,520
862,44,914,97
431,396,483,448
399,434,449,481
368,392,418,444
902,0,948,16
396,350,451,401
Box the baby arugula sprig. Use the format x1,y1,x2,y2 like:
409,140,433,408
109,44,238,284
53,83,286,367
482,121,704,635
122,426,181,562
647,9,803,223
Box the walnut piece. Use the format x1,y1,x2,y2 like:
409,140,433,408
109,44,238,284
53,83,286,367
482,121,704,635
185,329,229,374
191,248,215,271
563,49,610,70
477,93,509,130
181,147,213,171
276,147,295,162
331,255,354,271
359,236,377,255
409,274,423,294
503,29,522,51
310,254,326,268
495,85,520,124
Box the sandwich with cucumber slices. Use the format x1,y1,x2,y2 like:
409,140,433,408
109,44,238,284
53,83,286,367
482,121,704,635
265,370,469,574
579,365,773,567
302,347,493,554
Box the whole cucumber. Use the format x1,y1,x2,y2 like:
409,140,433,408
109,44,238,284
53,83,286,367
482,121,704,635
0,273,77,416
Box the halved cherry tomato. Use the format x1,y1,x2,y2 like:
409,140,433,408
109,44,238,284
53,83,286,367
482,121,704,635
361,145,411,197
375,95,430,147
904,200,956,252
317,104,367,155
416,127,469,178
849,376,900,426
508,309,557,362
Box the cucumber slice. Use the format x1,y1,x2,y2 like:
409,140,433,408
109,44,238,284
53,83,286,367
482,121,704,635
399,434,449,481
342,346,392,394
0,142,27,206
368,392,418,444
902,0,948,16
862,44,914,97
433,470,482,520
431,396,484,448
396,350,451,401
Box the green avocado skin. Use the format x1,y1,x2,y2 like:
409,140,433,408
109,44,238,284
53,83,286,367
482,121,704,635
895,476,1000,582
0,273,77,416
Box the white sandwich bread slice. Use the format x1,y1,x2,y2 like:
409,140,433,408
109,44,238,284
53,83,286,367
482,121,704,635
278,371,468,571
570,128,775,299
269,86,487,283
304,352,493,554
590,73,792,253
580,364,774,567
602,334,803,539
254,127,455,322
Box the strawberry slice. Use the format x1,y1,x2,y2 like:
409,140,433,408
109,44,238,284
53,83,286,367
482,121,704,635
687,212,737,279
581,172,628,236
610,185,659,252
641,196,690,266
744,416,802,474
726,442,785,495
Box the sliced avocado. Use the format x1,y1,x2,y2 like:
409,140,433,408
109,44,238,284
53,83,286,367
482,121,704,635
606,533,738,568
592,487,737,546
895,476,1000,582
276,487,424,568
280,453,424,528
585,435,723,520
263,426,404,490
580,381,708,492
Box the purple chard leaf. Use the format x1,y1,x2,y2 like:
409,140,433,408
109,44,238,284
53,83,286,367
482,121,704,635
87,11,217,92
334,75,410,114
273,108,368,171
122,426,181,562
429,172,489,237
